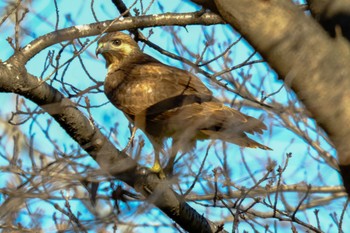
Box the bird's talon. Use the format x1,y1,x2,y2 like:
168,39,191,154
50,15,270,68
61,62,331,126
150,163,166,179
158,170,166,179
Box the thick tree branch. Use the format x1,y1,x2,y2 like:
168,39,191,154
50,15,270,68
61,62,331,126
0,63,138,185
307,0,350,197
0,60,226,232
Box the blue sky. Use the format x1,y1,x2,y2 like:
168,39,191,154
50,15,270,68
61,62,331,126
0,0,347,232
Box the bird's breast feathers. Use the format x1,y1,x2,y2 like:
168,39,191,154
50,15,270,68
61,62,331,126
105,62,210,114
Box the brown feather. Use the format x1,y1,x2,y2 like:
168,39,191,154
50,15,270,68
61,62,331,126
97,32,272,155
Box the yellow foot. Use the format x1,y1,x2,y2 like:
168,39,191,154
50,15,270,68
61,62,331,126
150,162,166,179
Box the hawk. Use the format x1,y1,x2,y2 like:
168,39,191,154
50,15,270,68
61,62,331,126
96,32,271,175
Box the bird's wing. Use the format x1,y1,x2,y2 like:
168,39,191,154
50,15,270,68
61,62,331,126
129,58,213,97
111,58,214,116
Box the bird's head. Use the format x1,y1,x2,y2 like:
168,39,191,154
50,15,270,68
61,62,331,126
96,32,141,68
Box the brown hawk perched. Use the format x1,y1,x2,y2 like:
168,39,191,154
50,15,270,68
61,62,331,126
96,32,271,174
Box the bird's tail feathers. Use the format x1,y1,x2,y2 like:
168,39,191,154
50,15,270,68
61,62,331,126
200,129,272,150
230,137,272,150
239,115,267,135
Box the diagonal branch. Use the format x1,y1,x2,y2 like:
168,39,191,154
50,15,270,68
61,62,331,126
0,60,226,232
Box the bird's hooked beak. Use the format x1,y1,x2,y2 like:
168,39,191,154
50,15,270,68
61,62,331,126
96,42,109,57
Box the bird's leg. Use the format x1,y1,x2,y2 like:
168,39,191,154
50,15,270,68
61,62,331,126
163,151,176,176
164,140,179,176
122,125,137,153
150,149,165,179
151,150,161,172
146,135,166,178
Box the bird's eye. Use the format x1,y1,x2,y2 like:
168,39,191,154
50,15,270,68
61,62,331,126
112,39,121,46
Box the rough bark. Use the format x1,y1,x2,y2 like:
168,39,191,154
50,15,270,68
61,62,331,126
307,0,350,196
308,0,350,40
190,0,350,194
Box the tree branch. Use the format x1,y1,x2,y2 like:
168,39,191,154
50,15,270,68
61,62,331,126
308,0,350,40
9,12,223,64
0,60,226,232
